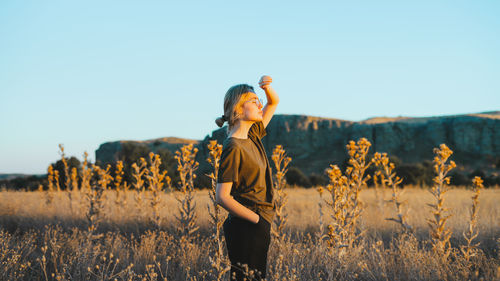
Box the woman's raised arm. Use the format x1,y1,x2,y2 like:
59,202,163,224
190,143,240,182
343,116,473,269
259,75,279,128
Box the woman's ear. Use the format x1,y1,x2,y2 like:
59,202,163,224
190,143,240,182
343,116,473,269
234,106,244,120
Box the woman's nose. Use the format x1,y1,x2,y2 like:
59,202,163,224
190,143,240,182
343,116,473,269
258,99,264,108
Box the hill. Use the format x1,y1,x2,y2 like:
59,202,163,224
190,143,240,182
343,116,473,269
96,111,500,179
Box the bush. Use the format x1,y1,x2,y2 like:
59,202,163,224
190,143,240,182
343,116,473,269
51,156,82,190
308,173,328,187
286,167,311,188
395,164,425,186
449,171,469,186
116,143,179,189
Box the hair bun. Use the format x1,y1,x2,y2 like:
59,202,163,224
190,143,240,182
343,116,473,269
215,116,226,127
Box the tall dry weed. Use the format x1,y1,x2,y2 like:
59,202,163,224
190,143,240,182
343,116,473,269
45,165,56,206
58,144,80,216
87,164,112,236
372,152,412,232
271,144,292,241
79,152,92,215
174,144,200,239
131,157,148,220
427,143,456,261
460,176,483,263
113,160,126,206
319,138,372,250
206,140,230,280
371,171,386,212
58,144,71,191
146,152,171,229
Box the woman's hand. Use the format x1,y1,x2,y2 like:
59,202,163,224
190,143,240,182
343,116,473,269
254,215,260,224
259,75,272,90
258,75,279,128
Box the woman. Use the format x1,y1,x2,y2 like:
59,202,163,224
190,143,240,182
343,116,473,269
215,75,279,280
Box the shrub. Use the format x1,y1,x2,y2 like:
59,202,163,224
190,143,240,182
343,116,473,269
286,167,311,187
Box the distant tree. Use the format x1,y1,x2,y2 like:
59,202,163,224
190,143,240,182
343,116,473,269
396,164,424,186
388,155,402,167
286,167,311,188
51,156,82,190
483,176,498,188
118,142,151,184
194,170,211,190
419,160,435,187
469,169,486,180
4,175,46,191
449,171,469,186
494,176,500,186
156,148,179,187
119,142,150,167
309,173,328,187
469,169,498,188
114,143,179,190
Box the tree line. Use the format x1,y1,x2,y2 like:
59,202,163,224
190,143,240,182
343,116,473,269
1,143,499,191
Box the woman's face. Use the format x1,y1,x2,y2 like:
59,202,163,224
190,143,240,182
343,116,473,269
240,92,263,122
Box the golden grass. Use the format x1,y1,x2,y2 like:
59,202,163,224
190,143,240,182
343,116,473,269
1,141,500,280
0,186,499,280
1,187,498,241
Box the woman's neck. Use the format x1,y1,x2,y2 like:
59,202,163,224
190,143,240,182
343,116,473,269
228,120,254,139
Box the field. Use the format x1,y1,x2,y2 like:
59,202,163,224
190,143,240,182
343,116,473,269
0,187,499,280
0,141,499,280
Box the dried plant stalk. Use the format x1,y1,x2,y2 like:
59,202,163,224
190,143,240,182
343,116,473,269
174,144,200,239
58,144,70,190
87,164,111,236
460,176,483,262
113,160,125,206
58,144,76,216
206,140,230,280
427,143,456,261
79,152,92,215
372,152,412,232
319,138,372,250
146,152,171,229
45,165,56,205
131,157,148,220
271,144,291,241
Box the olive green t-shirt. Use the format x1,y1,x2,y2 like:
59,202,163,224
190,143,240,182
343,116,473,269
217,121,275,224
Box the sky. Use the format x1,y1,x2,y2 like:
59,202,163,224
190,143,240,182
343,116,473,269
1,0,499,174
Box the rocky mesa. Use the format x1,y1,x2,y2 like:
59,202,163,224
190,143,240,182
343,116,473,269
96,112,500,176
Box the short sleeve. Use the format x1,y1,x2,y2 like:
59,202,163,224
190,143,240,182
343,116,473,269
217,143,241,183
248,121,267,139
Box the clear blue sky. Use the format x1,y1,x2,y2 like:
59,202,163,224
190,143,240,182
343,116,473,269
1,1,499,174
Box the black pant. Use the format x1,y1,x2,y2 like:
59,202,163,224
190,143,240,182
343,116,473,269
223,214,271,281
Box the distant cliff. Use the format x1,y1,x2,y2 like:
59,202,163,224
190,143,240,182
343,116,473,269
96,137,198,165
96,112,500,177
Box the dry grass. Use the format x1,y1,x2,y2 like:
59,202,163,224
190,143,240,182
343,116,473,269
0,187,499,280
0,141,499,280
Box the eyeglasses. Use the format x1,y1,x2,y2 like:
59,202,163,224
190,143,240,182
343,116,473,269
246,97,263,107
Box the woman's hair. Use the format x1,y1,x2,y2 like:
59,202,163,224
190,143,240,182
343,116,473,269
215,84,255,130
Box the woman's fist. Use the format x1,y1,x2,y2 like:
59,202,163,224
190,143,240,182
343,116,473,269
258,75,272,90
